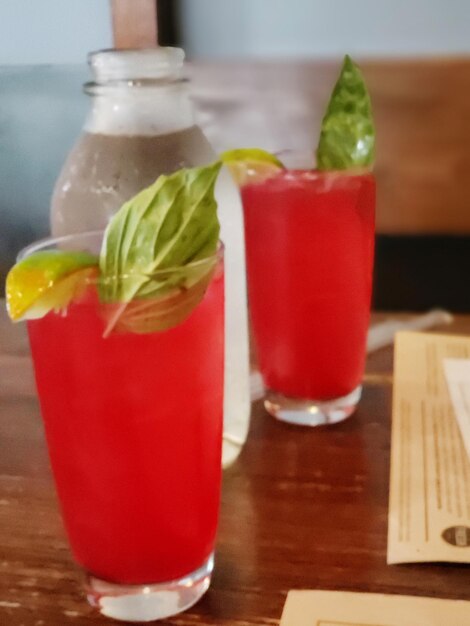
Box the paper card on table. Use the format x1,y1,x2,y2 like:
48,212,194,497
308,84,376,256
443,358,470,462
280,590,470,626
388,331,470,564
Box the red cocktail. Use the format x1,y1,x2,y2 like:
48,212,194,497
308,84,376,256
242,169,375,425
24,233,224,621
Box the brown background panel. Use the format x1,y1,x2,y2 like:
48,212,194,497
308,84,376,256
190,59,470,234
187,58,470,235
111,0,158,48
368,59,470,234
109,1,470,234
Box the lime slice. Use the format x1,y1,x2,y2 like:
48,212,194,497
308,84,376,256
220,148,284,186
6,250,98,321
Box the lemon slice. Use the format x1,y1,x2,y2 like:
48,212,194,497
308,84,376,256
220,148,284,186
6,250,98,321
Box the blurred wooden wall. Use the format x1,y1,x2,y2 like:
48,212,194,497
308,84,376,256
110,1,470,235
183,58,470,310
187,58,470,236
2,3,468,308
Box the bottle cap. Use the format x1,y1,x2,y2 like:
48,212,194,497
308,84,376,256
88,48,185,84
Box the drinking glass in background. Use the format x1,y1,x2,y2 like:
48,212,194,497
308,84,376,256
23,232,225,622
241,160,375,426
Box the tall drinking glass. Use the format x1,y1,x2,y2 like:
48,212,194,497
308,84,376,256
23,232,224,622
242,167,375,426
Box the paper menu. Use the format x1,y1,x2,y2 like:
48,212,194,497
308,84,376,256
388,331,470,564
280,590,470,626
443,358,470,462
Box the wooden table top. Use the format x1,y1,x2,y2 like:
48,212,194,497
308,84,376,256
1,306,469,625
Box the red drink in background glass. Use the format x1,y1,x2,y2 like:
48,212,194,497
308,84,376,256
24,233,224,620
242,169,375,424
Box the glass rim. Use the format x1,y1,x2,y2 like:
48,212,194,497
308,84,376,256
18,230,224,281
272,149,374,175
274,167,374,178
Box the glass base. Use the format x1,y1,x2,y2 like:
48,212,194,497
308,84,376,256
264,385,362,426
86,553,214,622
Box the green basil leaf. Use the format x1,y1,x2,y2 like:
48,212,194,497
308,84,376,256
316,55,375,171
101,259,218,335
99,161,221,306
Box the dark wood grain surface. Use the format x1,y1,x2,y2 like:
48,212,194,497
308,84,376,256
1,307,469,625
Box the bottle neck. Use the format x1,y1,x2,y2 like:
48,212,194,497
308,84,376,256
84,81,195,137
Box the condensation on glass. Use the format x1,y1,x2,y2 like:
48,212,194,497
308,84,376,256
51,47,250,466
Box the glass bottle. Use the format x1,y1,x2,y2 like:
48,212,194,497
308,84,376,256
51,48,250,466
